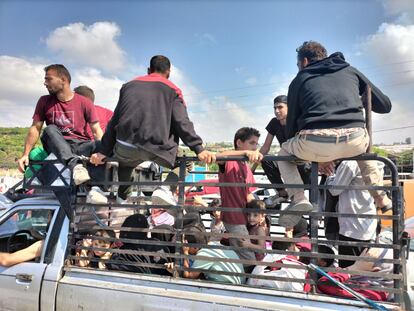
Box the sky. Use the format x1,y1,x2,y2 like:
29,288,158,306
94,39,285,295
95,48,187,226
0,0,413,145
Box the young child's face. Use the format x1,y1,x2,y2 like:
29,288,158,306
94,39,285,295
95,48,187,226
236,136,259,151
247,212,265,226
212,210,221,219
92,232,111,257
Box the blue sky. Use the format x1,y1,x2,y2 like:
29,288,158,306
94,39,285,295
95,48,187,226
0,0,413,144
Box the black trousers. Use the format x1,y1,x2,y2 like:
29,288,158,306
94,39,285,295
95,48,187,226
41,125,97,168
338,234,370,268
40,124,105,183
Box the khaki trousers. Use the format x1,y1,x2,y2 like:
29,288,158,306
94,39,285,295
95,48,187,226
277,128,384,200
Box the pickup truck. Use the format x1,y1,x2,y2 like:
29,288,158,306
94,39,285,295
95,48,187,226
0,156,410,311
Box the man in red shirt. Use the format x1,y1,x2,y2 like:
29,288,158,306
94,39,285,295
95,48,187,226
216,127,263,262
17,64,103,185
73,85,114,139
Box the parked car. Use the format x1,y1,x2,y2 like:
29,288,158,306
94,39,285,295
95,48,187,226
0,194,12,216
185,179,220,204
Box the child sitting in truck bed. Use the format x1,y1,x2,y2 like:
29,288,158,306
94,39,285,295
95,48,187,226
76,229,115,269
316,232,393,302
165,226,245,284
240,200,270,261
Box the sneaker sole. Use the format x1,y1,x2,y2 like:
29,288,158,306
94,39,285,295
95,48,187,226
278,202,313,228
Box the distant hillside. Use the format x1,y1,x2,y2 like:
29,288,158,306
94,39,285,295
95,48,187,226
0,127,30,168
1,127,410,171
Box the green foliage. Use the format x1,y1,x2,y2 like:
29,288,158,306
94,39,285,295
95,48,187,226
398,149,413,165
373,146,388,157
0,127,36,168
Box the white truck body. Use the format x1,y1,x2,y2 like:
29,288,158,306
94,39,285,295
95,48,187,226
0,197,406,311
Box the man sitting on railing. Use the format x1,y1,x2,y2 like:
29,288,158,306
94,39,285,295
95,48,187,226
277,41,392,229
17,64,103,186
89,55,215,203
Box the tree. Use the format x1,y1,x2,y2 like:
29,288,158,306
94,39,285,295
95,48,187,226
405,137,412,145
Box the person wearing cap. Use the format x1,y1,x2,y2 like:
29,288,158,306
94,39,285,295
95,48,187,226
276,41,392,229
148,187,176,227
252,94,310,204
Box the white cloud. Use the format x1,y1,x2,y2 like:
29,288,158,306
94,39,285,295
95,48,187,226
0,55,125,126
358,21,414,144
195,32,217,45
245,77,257,86
372,100,414,144
73,68,124,111
381,0,414,23
169,65,203,107
189,96,259,142
46,22,126,73
361,23,414,72
0,56,45,126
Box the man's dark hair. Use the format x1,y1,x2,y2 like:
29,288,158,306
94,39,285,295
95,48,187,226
149,55,171,73
233,127,260,149
274,95,287,105
74,85,95,103
44,64,71,83
183,226,208,245
296,41,328,63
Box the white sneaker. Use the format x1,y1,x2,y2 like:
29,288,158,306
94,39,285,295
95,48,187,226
73,164,90,185
86,186,108,204
265,194,288,208
116,196,129,204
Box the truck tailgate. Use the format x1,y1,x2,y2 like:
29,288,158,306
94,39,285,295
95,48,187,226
55,268,396,311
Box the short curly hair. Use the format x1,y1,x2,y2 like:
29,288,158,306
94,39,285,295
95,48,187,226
296,41,327,63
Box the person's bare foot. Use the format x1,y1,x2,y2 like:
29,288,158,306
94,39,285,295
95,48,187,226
346,248,380,272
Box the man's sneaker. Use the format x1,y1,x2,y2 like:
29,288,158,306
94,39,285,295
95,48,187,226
86,186,108,204
278,199,313,228
265,194,288,208
116,196,129,205
73,164,90,185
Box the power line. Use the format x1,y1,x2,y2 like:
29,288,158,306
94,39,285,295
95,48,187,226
373,125,414,133
183,60,414,98
360,59,414,71
187,78,414,114
184,68,414,100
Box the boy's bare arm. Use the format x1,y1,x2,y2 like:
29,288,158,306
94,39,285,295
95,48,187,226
252,133,274,172
216,150,263,164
